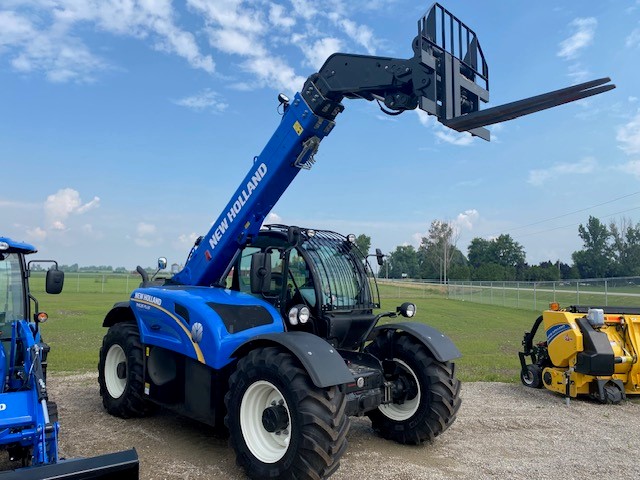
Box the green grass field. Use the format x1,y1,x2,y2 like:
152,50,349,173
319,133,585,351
31,276,538,383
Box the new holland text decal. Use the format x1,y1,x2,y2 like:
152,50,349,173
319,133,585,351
546,323,572,344
208,162,267,252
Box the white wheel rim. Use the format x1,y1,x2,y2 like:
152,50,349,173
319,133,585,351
379,358,421,421
240,380,291,463
105,344,127,399
523,370,534,385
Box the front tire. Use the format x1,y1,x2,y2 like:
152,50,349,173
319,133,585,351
98,322,155,418
365,333,461,444
225,347,349,480
520,364,543,388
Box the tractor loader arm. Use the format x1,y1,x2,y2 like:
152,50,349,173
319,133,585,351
172,2,615,287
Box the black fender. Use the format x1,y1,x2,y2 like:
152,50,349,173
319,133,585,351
232,331,354,389
369,322,461,362
103,301,136,327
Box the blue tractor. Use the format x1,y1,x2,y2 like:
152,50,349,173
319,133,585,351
97,4,614,479
0,237,139,479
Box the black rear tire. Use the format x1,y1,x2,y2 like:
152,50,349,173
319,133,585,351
225,347,349,480
520,364,543,389
365,334,461,444
98,322,156,418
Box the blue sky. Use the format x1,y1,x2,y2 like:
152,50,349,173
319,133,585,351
1,0,640,271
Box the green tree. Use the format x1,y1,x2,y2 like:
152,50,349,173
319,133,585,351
472,263,505,281
418,220,465,282
572,216,612,278
525,261,560,281
467,234,526,280
468,238,493,268
384,245,419,279
354,234,371,257
609,218,640,277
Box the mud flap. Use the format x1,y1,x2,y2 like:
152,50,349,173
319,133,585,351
0,448,139,480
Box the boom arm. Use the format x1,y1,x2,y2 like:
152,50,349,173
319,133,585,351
172,2,615,287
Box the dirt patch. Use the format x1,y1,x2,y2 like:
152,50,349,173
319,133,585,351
47,374,640,479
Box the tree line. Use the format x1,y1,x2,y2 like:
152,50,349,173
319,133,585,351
373,216,640,282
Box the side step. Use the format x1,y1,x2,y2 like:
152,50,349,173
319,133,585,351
0,448,139,480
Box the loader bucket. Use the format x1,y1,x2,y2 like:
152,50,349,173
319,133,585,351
0,448,139,480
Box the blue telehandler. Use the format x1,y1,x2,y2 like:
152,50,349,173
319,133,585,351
98,4,615,479
0,236,139,479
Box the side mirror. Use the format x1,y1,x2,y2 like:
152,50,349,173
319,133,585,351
287,226,301,246
158,257,168,270
375,248,384,266
45,269,64,294
250,252,272,294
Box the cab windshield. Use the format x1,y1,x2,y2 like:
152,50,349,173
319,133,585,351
0,253,26,326
301,232,377,310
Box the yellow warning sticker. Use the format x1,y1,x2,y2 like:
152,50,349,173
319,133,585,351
293,121,303,136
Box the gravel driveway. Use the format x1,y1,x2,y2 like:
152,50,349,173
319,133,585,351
47,374,640,480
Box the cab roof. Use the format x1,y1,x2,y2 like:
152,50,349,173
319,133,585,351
0,236,37,254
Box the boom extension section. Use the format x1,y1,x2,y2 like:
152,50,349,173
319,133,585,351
173,2,615,287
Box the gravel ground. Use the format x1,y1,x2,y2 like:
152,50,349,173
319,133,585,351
43,374,640,480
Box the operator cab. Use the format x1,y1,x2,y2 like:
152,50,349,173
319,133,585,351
222,225,381,349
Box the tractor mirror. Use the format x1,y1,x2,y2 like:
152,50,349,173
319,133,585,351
46,269,64,294
375,248,384,266
158,257,168,270
287,226,302,246
250,252,272,294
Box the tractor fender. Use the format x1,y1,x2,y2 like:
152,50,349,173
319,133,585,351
369,322,461,363
232,331,354,389
103,302,136,327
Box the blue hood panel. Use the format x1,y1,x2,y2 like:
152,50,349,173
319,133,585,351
128,285,284,370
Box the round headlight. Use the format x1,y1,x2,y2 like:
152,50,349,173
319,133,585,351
298,306,310,324
288,307,299,325
306,229,316,237
398,302,416,318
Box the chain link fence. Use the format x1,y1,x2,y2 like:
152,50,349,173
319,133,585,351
29,273,640,312
29,272,152,295
378,277,640,311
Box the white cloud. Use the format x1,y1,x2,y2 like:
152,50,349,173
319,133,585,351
173,89,228,113
305,37,343,69
1,1,214,82
617,111,640,155
135,222,158,247
176,232,200,248
616,160,640,178
415,109,476,146
454,210,480,231
269,4,296,29
527,157,597,186
26,226,47,241
241,55,306,93
434,129,474,147
557,18,597,59
264,212,283,225
44,188,100,230
627,27,640,48
331,16,376,55
137,222,157,236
